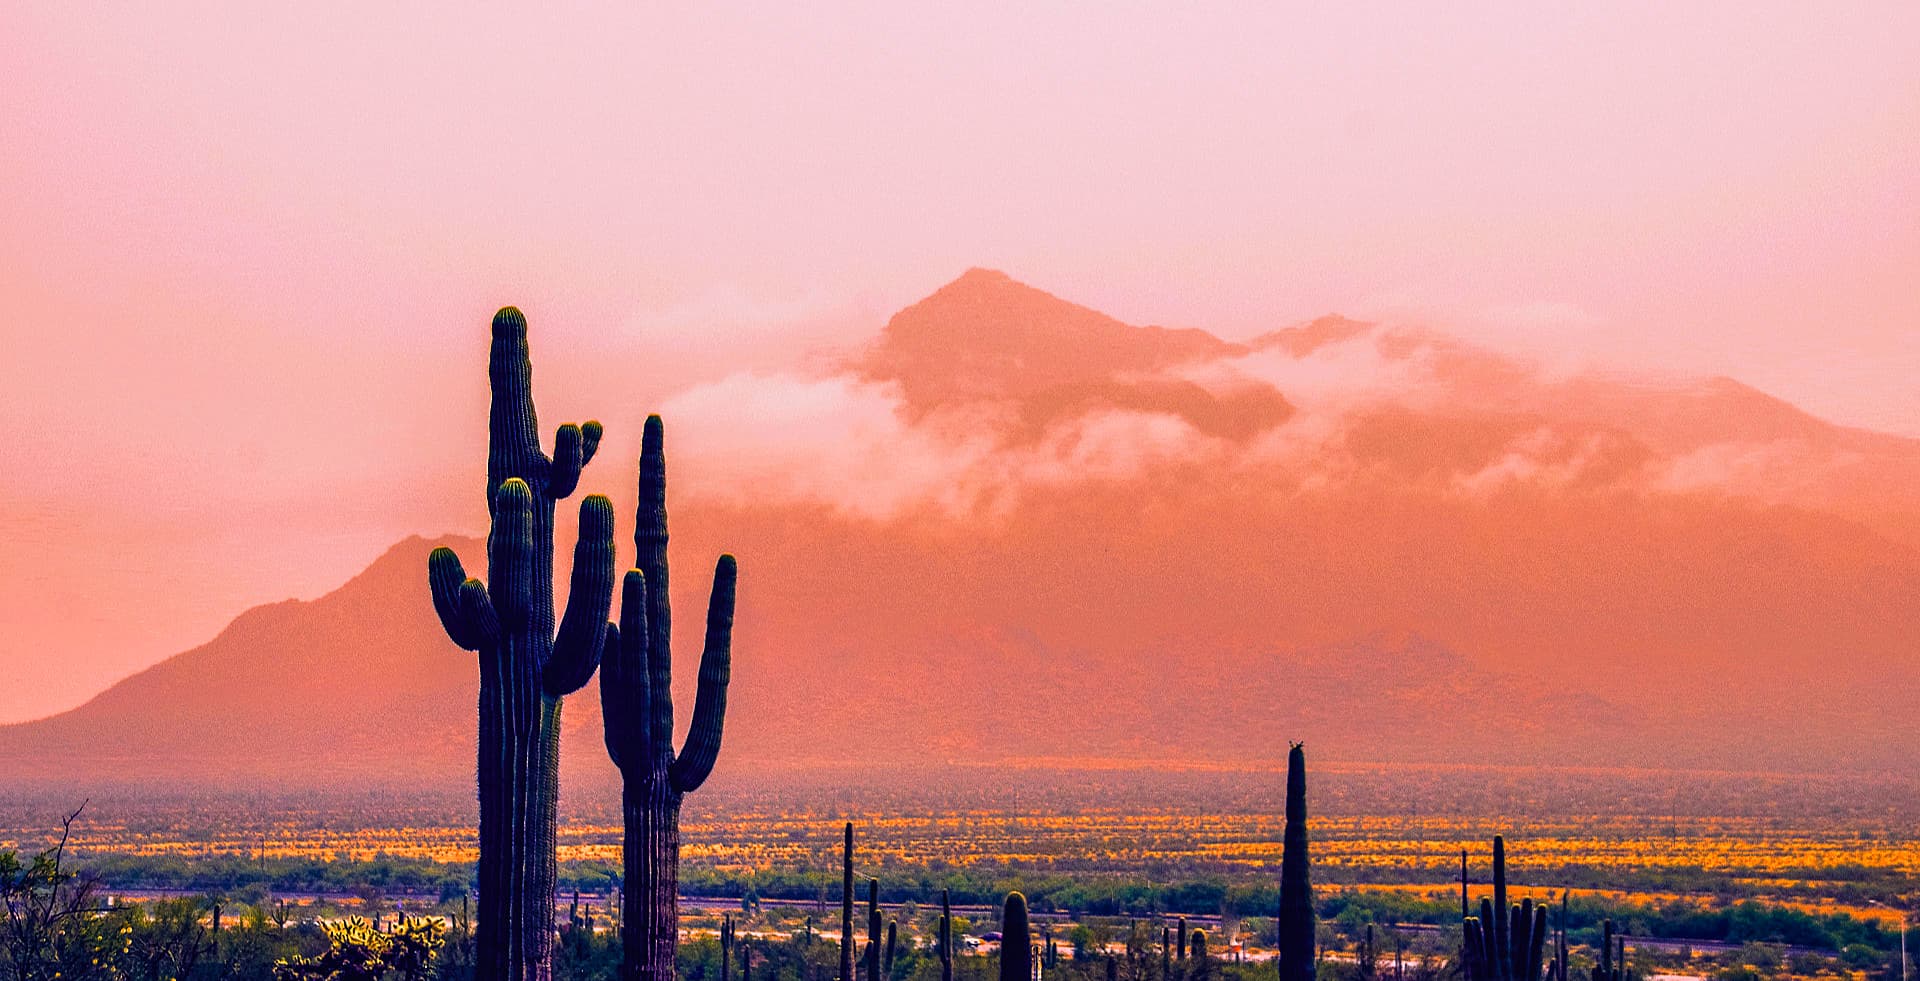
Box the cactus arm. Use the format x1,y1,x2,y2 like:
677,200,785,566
429,547,485,650
547,424,586,499
486,308,551,497
1526,906,1548,981
636,415,675,758
545,495,617,696
1509,903,1526,980
601,571,651,773
488,479,536,631
460,579,500,648
1464,917,1485,980
581,420,603,464
671,554,737,792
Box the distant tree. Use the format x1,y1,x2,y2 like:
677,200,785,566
0,805,113,981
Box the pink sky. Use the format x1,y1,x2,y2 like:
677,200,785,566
2,4,1917,722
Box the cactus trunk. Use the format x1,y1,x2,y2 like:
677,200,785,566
865,879,881,981
939,889,954,981
1277,743,1314,981
620,771,681,981
842,825,856,981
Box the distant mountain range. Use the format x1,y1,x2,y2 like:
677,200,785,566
5,268,1916,790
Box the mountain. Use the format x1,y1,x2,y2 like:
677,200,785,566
5,269,1917,790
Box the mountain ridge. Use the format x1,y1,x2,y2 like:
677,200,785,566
6,268,1916,788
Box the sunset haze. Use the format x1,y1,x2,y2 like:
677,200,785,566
2,6,1916,777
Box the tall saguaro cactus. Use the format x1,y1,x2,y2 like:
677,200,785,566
1277,743,1315,981
428,307,616,981
601,415,739,981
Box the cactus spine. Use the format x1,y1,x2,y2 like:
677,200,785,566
1277,743,1314,981
1000,893,1031,981
600,415,739,981
428,307,616,981
1463,837,1549,981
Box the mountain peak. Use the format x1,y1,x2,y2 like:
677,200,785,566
950,266,1018,287
862,269,1243,410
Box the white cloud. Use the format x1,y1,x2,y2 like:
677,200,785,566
658,370,1228,519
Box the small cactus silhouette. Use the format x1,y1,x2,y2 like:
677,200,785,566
1277,743,1315,981
939,889,955,981
1000,893,1031,981
841,824,856,981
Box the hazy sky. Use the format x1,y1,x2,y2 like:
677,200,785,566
2,4,1917,721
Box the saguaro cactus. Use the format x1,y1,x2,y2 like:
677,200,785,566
601,415,739,981
1589,921,1627,981
841,825,856,981
1462,836,1548,981
939,889,954,981
428,307,616,981
1000,893,1031,981
1277,743,1314,981
865,880,881,981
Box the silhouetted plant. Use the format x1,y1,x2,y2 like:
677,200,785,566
939,890,954,981
841,826,856,981
1462,837,1548,981
274,915,446,981
1278,744,1315,981
1000,893,1031,981
428,307,616,981
600,415,738,981
864,881,880,981
1588,921,1628,981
